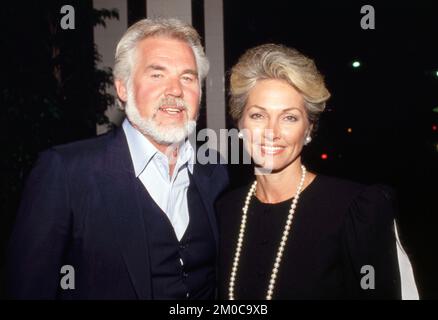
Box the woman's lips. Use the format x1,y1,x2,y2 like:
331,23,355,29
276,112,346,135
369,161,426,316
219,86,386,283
259,145,286,155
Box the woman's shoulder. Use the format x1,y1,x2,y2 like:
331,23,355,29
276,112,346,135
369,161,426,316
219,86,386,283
313,174,363,193
307,174,396,222
312,174,395,203
314,174,397,227
216,183,252,210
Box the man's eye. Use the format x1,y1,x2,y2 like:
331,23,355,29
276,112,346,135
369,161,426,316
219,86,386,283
182,76,194,82
151,74,163,78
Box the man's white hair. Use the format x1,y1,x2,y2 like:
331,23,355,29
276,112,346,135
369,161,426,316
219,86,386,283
113,17,209,91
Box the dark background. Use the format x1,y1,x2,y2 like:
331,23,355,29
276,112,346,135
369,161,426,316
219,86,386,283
1,0,437,299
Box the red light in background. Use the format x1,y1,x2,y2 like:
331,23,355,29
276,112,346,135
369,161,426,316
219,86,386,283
433,125,437,131
321,153,328,160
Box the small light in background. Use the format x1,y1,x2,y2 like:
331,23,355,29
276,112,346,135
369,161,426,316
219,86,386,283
321,153,328,160
433,124,437,131
435,70,438,78
347,127,353,133
433,106,438,113
352,61,361,68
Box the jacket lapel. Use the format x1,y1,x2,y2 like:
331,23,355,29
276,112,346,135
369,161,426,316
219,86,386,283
97,128,151,299
191,163,219,249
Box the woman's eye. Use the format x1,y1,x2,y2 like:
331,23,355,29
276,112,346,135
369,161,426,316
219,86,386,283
249,113,263,119
284,115,298,122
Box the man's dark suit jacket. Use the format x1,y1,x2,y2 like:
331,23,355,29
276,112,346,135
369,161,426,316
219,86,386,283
6,127,229,299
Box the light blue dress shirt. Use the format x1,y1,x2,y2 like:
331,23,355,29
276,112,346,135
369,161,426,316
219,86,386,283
122,119,195,241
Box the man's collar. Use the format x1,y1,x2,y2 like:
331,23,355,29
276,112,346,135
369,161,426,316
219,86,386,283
122,118,194,177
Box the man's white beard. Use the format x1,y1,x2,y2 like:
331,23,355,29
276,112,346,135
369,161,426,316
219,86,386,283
124,86,197,145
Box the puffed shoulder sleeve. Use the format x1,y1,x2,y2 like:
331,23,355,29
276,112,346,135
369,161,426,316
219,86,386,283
341,184,401,299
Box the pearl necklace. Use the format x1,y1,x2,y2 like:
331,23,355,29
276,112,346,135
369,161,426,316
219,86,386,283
228,165,307,300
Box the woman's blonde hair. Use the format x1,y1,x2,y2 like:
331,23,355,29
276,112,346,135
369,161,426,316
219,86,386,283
229,44,330,135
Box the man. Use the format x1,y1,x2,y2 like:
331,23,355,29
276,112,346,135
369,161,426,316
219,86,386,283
6,18,228,299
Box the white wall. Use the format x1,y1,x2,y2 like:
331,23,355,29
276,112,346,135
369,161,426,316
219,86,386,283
93,0,127,134
204,0,226,134
147,0,192,23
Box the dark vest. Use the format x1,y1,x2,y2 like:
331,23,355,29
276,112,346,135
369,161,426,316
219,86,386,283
134,173,216,299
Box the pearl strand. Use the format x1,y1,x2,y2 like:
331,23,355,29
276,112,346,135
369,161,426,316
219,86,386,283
228,165,307,300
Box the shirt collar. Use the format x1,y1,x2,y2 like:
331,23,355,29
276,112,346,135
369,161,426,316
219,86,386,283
122,118,194,177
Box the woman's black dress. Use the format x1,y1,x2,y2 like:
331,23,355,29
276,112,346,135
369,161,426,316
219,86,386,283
217,175,401,299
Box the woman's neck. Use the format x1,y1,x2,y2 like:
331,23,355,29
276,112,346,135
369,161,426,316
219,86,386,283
255,161,315,204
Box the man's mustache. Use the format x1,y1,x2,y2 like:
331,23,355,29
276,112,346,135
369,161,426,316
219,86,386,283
157,97,188,110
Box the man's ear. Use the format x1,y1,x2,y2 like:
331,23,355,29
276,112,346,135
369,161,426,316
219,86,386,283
115,79,128,103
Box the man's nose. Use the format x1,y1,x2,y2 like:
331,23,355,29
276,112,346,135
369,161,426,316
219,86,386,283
164,77,183,97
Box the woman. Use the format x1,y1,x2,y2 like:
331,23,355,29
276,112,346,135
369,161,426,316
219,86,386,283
217,44,416,299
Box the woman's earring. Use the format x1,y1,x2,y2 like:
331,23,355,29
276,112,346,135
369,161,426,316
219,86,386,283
238,131,244,139
304,136,312,145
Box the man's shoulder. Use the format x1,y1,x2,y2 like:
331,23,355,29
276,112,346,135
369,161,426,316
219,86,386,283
57,128,115,151
41,128,121,168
